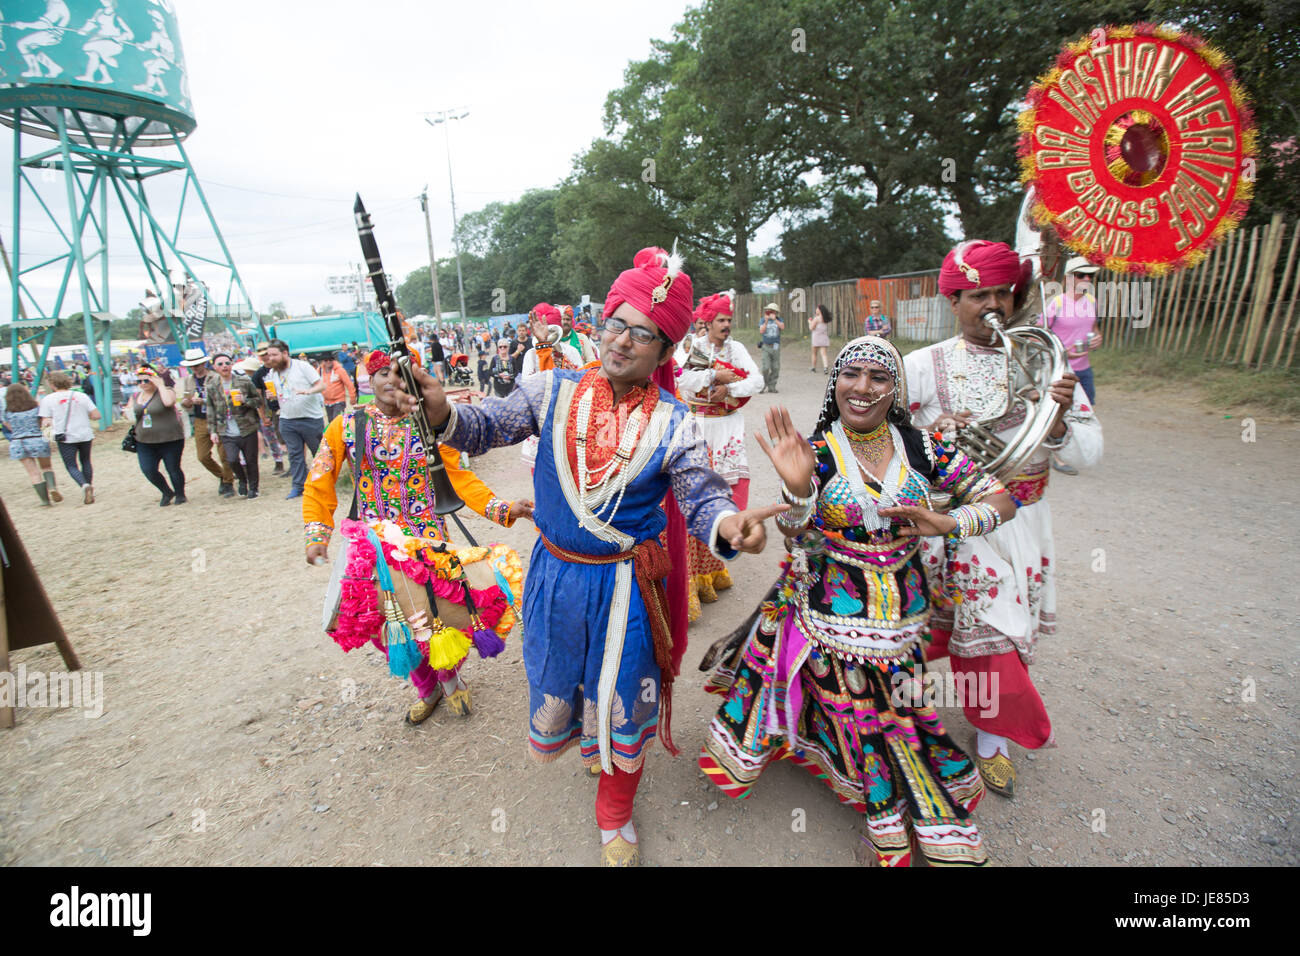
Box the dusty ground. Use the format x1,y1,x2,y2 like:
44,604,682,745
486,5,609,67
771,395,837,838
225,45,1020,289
1,342,1296,867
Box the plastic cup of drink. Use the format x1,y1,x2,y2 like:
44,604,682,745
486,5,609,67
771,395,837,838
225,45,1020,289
266,381,277,399
231,389,242,407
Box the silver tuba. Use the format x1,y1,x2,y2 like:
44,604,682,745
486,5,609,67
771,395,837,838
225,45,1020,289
942,185,1071,484
952,311,1069,483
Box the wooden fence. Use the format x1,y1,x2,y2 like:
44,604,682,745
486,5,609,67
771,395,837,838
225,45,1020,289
732,213,1300,367
733,275,955,343
1093,212,1300,367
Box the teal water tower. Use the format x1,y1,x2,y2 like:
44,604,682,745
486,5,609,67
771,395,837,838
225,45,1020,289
1,1,260,421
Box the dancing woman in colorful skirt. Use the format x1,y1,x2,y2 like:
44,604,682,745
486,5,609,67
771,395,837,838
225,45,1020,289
699,336,1017,866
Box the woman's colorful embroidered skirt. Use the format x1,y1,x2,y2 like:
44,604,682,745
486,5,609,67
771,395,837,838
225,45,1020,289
701,612,988,867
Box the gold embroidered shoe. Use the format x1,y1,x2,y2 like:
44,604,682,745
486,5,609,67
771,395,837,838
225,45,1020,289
687,585,702,623
974,750,1016,798
601,834,640,867
713,568,733,591
589,763,603,776
698,573,719,604
405,686,444,725
447,684,473,717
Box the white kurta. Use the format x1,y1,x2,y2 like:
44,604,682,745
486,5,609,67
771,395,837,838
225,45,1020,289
905,336,1103,663
674,335,765,484
519,341,584,467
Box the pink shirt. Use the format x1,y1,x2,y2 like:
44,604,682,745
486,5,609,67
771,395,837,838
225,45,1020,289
1044,293,1097,371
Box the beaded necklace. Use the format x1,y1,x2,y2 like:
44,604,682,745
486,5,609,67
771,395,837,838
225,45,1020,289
842,419,892,477
574,385,647,531
830,419,905,533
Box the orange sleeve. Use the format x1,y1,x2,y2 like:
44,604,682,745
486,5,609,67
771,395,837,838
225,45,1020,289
440,442,516,528
303,414,347,549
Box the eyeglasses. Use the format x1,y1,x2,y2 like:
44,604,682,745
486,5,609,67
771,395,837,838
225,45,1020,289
214,361,231,368
603,316,668,347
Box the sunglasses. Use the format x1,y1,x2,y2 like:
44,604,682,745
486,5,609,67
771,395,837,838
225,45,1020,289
602,316,669,347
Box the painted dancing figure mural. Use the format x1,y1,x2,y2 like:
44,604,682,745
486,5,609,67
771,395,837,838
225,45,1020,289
12,0,71,79
132,8,173,96
75,0,133,84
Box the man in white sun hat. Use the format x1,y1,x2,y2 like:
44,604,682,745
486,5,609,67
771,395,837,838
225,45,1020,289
1043,256,1102,407
757,302,785,393
178,347,236,497
1042,255,1103,475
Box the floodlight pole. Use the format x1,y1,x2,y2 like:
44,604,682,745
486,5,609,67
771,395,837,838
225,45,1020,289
419,188,444,322
424,110,468,321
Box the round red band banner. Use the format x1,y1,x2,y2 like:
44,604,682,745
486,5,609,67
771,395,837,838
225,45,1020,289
1018,23,1257,275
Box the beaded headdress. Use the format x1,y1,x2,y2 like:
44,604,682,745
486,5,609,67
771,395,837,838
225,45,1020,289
815,335,909,433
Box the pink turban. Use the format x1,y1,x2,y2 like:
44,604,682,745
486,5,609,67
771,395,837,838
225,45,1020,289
602,246,694,344
693,292,733,324
530,302,560,323
938,240,1028,297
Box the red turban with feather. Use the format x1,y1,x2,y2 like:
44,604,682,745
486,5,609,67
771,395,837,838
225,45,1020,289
938,240,1029,297
602,245,694,345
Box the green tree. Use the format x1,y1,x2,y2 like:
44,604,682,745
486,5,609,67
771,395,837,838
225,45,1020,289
601,5,817,291
774,190,955,286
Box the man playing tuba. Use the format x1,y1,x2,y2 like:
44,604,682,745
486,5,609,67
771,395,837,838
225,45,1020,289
904,240,1102,799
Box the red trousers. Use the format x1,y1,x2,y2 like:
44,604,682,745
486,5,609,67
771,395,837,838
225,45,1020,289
731,477,749,511
595,765,644,830
926,627,1053,750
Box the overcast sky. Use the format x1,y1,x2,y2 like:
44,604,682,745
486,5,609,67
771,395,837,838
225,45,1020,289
6,0,769,322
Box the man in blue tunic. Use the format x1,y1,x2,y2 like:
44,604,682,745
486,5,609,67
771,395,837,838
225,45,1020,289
398,247,785,865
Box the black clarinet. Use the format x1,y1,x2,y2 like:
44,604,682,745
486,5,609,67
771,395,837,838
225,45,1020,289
353,194,464,516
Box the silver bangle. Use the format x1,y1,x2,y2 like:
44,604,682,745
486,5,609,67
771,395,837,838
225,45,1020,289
780,481,815,508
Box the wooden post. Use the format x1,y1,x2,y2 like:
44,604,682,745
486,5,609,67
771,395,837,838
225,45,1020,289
1239,213,1286,366
1198,236,1230,347
1161,270,1187,351
1220,225,1260,362
1154,269,1175,351
1149,269,1180,348
1286,313,1300,367
0,496,80,729
1109,269,1130,349
1259,220,1299,367
1207,227,1247,359
1268,227,1300,366
1213,227,1250,359
1176,241,1216,353
1275,237,1300,367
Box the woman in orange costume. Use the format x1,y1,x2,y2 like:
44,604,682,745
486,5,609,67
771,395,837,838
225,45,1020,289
304,349,531,724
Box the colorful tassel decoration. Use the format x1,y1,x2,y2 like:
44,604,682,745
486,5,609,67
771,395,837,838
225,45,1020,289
383,597,423,678
472,627,506,659
426,620,472,671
